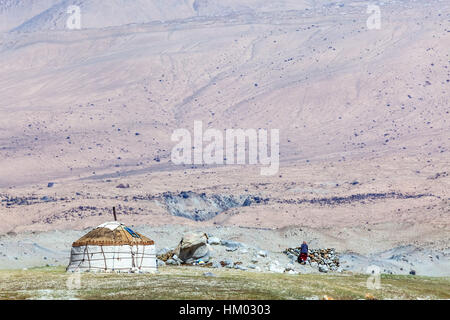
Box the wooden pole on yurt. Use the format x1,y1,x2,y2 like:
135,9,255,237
113,207,117,221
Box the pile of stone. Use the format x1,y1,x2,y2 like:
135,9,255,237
283,247,341,273
159,232,338,274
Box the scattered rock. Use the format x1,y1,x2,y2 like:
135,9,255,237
258,250,268,257
172,254,183,263
166,258,179,266
319,265,329,273
161,192,267,221
234,265,248,271
221,240,245,250
269,261,285,273
116,183,130,189
287,253,296,262
208,237,221,245
157,259,165,267
221,259,233,268
285,264,296,272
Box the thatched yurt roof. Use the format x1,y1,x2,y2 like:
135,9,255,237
72,221,154,247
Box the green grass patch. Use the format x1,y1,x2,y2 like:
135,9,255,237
0,266,448,300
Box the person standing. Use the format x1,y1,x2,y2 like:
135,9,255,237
298,241,308,264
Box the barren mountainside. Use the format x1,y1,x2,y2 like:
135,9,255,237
3,0,315,32
0,1,448,275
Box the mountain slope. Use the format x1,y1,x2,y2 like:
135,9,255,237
10,0,312,32
0,0,60,32
11,0,198,32
0,0,448,187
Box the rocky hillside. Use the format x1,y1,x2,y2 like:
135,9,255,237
2,225,449,276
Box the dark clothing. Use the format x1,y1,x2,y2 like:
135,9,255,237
300,243,308,254
298,243,309,264
299,252,308,262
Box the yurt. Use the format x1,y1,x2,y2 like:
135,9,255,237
67,220,157,273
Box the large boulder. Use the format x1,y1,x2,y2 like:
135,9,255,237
174,232,210,264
